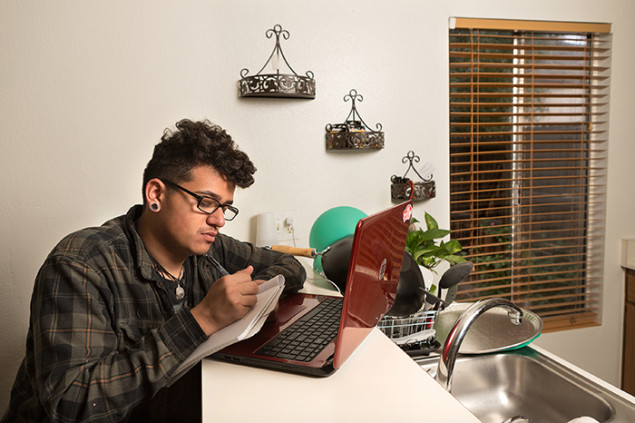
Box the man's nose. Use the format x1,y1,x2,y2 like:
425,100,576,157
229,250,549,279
206,208,226,227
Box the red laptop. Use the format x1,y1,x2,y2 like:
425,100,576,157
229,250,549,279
212,201,413,377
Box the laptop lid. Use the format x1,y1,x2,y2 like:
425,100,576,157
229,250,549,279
332,200,413,369
212,201,413,377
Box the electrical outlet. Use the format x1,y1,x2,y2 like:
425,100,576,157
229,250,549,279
256,211,299,246
275,212,297,244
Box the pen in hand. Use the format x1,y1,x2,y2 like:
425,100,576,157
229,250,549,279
207,255,230,276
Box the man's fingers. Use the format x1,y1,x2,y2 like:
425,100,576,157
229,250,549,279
241,294,258,308
238,280,260,296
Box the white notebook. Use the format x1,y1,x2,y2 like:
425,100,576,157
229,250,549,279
166,275,285,385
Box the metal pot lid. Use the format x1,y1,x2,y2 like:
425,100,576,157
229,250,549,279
435,302,543,354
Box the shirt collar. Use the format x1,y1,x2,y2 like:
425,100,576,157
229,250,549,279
124,204,157,281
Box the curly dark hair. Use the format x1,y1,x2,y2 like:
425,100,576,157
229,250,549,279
142,119,256,199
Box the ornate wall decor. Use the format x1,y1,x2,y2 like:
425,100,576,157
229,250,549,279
391,151,436,202
325,89,384,150
239,24,315,99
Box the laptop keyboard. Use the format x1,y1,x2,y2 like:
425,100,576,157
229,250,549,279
256,297,343,362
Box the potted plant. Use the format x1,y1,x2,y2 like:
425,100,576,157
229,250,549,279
405,212,465,292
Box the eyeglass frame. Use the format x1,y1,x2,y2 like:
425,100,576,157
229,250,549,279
160,179,239,221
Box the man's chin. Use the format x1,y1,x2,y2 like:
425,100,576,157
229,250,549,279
192,240,215,255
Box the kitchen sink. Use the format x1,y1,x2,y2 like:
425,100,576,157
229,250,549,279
416,347,635,423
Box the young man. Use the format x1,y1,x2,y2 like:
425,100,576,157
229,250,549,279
2,119,306,422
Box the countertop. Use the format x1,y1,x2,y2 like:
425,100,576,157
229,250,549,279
200,257,480,422
201,327,480,422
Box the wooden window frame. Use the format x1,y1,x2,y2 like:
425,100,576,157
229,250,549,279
449,18,611,332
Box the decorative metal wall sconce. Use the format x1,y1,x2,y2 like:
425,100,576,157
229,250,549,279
239,24,315,99
391,151,436,202
325,89,384,150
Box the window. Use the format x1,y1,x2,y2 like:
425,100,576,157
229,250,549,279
449,18,611,332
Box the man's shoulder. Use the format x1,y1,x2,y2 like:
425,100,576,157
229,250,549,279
49,214,131,262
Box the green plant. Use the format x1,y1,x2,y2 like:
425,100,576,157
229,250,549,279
405,212,465,272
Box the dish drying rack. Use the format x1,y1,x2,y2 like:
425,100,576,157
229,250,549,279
377,309,441,356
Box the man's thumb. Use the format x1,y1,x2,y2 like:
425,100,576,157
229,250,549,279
238,265,254,275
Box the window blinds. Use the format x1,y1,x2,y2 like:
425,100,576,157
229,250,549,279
449,18,611,332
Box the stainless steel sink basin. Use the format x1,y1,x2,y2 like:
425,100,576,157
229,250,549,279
416,347,635,423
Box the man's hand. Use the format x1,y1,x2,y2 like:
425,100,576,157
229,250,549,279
191,266,263,336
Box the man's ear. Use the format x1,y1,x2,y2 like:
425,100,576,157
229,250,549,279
144,178,166,210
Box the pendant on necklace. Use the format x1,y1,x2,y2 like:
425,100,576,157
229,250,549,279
175,284,185,300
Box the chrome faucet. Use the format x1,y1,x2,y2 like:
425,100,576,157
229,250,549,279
435,298,523,391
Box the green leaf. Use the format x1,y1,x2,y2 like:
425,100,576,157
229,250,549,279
443,239,463,255
420,228,450,241
424,212,439,231
444,254,467,265
412,246,437,260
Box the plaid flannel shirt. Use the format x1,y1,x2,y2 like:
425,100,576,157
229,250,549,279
2,205,306,423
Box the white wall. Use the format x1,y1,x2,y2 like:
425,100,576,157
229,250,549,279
1,0,635,410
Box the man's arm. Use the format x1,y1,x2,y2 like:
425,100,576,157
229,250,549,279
209,234,307,294
31,255,207,422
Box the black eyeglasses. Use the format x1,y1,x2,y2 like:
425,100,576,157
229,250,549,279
161,179,239,221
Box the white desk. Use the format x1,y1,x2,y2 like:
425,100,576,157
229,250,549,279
201,259,479,422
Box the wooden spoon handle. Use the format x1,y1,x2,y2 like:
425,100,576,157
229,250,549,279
270,245,316,257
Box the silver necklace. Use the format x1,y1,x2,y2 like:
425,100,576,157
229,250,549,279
137,224,187,301
155,263,186,300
